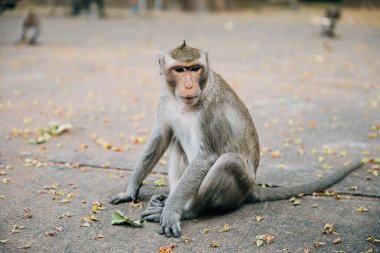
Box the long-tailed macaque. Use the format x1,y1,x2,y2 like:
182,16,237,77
111,41,362,238
19,9,40,45
321,6,341,37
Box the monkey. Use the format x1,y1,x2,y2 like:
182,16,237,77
321,6,341,37
18,9,40,45
110,41,363,238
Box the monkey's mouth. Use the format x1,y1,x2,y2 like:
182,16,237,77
180,96,199,104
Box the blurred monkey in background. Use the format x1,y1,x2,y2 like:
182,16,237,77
321,6,341,37
18,9,40,45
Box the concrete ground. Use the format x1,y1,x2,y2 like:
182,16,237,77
0,6,379,253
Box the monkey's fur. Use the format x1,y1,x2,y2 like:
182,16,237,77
111,42,362,238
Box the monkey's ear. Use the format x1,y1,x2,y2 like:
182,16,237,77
158,52,165,75
203,50,209,63
202,50,209,69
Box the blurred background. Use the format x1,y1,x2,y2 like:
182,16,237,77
0,0,379,179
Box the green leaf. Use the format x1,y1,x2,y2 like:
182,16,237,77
49,122,72,136
154,179,166,187
374,158,380,164
293,199,301,206
256,239,264,247
111,211,144,227
357,207,369,213
28,133,51,145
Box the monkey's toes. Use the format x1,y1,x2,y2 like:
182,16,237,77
109,192,131,205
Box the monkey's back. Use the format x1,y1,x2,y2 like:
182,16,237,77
201,71,260,172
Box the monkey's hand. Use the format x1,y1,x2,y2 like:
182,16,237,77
109,185,139,205
159,207,181,238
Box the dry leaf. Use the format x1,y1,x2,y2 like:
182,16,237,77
332,238,341,244
210,241,221,247
219,223,230,233
182,236,191,243
357,207,369,213
322,223,335,234
255,216,264,222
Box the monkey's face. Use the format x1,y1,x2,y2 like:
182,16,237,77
159,42,209,106
168,64,205,105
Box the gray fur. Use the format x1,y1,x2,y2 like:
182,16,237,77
110,44,362,238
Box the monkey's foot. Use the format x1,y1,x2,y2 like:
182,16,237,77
141,206,163,222
148,194,168,207
109,192,133,205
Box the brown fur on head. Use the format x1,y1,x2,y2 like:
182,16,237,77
170,41,202,63
159,42,209,106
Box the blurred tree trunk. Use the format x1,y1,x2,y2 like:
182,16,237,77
210,0,227,11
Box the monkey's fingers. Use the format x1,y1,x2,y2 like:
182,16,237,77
171,224,181,238
160,223,181,238
109,192,132,205
142,213,161,222
141,207,163,217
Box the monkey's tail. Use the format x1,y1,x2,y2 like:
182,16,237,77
249,159,363,203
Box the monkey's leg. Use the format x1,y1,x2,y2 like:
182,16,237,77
19,27,27,43
142,142,187,222
182,153,254,219
141,194,168,222
28,27,39,44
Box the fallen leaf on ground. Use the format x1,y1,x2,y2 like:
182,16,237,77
182,236,191,243
270,150,281,158
94,234,105,240
58,213,73,219
333,238,342,244
9,224,25,234
159,244,177,253
255,216,264,222
322,223,336,234
219,223,230,233
67,193,78,198
255,234,275,247
23,208,32,219
367,236,380,243
293,199,302,206
210,241,221,247
111,211,144,227
19,243,32,249
129,201,143,208
2,178,11,184
58,199,70,204
0,239,9,244
154,179,167,187
201,229,210,234
313,241,326,248
357,207,369,213
92,202,106,213
80,222,91,227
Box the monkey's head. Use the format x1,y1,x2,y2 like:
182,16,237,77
159,41,209,105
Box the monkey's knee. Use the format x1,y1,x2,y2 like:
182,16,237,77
196,153,253,211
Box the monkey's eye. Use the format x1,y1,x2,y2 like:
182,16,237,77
190,66,201,72
174,67,185,73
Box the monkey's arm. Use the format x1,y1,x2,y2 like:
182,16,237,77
110,122,172,204
159,152,218,237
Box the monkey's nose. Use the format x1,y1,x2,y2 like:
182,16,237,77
185,83,193,89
